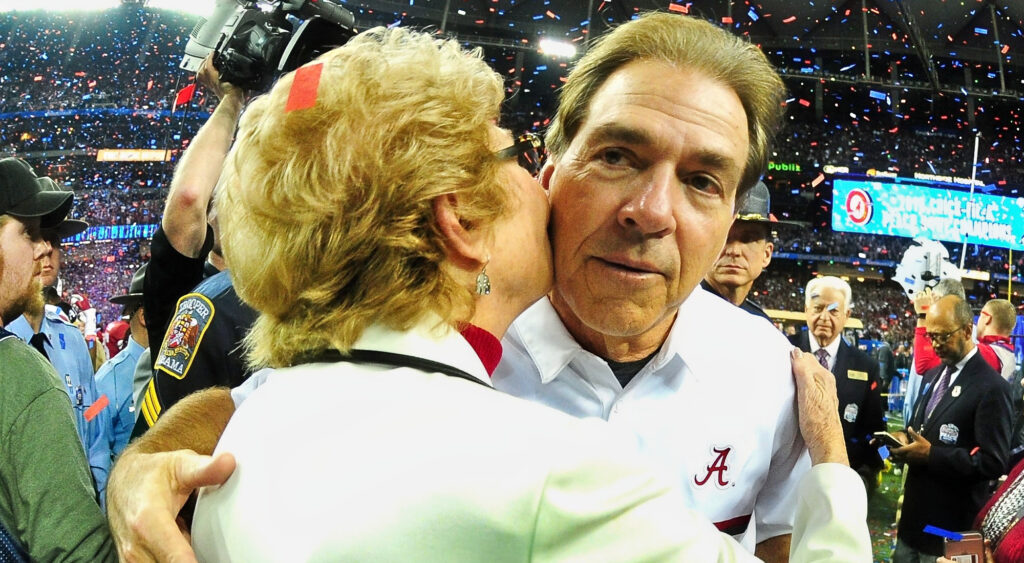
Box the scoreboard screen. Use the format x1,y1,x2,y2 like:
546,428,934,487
832,178,1024,251
65,224,158,244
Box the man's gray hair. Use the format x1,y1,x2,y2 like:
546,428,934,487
805,276,853,310
931,278,965,300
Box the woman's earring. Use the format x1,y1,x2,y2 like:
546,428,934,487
476,260,491,295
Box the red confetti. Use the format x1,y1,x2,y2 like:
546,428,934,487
798,99,811,107
668,3,688,13
811,173,826,188
85,394,109,422
970,447,980,456
285,62,323,113
782,16,796,23
1002,45,1010,54
722,16,733,23
172,83,195,111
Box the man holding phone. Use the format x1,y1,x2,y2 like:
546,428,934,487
891,294,1012,562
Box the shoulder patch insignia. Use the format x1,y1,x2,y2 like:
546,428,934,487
155,293,216,380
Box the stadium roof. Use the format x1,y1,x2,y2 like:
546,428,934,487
342,1,1022,68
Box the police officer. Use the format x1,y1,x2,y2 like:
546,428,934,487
95,264,149,458
5,176,111,500
134,269,256,433
701,181,801,322
132,54,257,435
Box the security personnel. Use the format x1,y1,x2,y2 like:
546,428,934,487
134,269,256,434
95,264,149,458
132,52,257,436
701,181,802,322
5,176,111,500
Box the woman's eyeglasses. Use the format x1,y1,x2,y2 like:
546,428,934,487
496,132,545,177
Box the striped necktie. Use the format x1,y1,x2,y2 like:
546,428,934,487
815,348,830,370
925,365,954,420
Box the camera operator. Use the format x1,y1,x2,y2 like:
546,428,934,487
133,54,257,434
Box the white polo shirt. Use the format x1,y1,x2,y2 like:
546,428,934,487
493,287,811,551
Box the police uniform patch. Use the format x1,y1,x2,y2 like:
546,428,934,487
155,293,216,380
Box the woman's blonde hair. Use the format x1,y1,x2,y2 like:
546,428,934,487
547,12,786,200
218,27,507,367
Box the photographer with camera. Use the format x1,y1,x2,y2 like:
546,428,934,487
133,1,357,431
133,54,258,434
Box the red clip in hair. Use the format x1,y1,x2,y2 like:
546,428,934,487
285,62,324,113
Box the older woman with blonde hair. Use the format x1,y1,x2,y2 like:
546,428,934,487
182,25,868,562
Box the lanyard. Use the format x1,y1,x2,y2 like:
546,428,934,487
297,348,491,390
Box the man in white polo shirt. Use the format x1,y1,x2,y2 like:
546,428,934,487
492,12,807,561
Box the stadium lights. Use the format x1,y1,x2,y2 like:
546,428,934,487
538,38,577,58
0,0,208,15
0,0,118,11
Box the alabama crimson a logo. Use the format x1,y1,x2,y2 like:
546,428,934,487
845,188,874,226
694,446,733,489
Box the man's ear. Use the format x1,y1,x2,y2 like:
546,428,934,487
433,194,487,270
763,241,774,268
137,307,147,329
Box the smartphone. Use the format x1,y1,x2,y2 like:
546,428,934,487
873,431,905,449
944,531,984,563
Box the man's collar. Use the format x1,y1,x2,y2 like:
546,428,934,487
808,333,842,359
510,287,740,386
952,345,978,372
126,336,145,356
507,298,588,384
979,334,1013,349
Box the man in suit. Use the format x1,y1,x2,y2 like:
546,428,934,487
791,276,885,489
891,294,1013,562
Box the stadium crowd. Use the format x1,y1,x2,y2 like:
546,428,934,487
0,7,1018,363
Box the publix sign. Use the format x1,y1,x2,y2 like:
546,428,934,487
767,161,801,172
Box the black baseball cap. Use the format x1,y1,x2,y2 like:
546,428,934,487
0,158,72,228
36,176,88,239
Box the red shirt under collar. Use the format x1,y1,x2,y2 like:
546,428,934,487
459,324,503,376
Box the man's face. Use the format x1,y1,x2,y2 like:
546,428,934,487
39,231,62,287
805,286,850,347
927,307,972,365
545,60,748,342
705,221,772,291
0,216,49,323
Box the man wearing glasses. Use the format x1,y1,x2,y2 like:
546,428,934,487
791,276,885,490
890,294,1012,562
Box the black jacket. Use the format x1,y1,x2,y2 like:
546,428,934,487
899,350,1013,555
132,270,257,438
790,332,886,472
